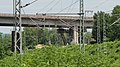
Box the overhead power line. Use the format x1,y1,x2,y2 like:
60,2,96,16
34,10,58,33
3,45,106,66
36,0,56,13
91,0,108,10
89,0,114,12
46,0,60,13
36,0,79,15
110,18,120,26
46,0,61,13
36,13,80,16
21,0,38,8
57,0,79,14
22,9,42,28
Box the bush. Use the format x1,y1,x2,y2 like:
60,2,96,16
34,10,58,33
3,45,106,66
0,41,120,66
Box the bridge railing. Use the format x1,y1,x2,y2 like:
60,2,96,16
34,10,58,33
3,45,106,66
0,13,93,21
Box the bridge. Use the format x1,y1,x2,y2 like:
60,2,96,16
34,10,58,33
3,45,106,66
0,13,94,44
0,13,93,28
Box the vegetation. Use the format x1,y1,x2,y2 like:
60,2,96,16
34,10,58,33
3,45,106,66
92,5,120,42
84,32,92,44
0,41,120,66
0,33,12,59
92,11,110,43
107,5,120,41
23,27,70,49
0,5,120,67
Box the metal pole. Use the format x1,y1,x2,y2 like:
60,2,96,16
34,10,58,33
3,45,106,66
19,0,22,55
13,0,15,31
79,0,84,50
55,24,57,46
44,25,46,45
97,13,101,44
97,14,98,43
48,23,51,45
103,13,106,42
24,31,26,54
14,0,22,54
13,0,16,56
43,16,46,45
14,0,17,55
85,10,93,44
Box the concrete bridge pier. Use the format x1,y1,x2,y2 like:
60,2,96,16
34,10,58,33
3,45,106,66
57,28,67,45
57,27,79,45
69,25,79,44
73,25,79,44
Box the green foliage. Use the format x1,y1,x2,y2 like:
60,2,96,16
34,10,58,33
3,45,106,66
92,11,110,43
92,5,120,42
107,5,120,41
0,41,120,66
0,33,12,59
23,27,38,49
23,27,69,49
84,32,92,44
0,43,5,59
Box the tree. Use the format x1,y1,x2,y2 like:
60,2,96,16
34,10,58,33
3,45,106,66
92,11,110,43
0,33,12,59
23,27,38,49
107,5,120,41
23,27,70,49
84,32,92,44
92,5,120,42
0,33,2,43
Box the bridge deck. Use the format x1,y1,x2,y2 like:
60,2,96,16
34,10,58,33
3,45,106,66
0,13,93,28
0,13,93,21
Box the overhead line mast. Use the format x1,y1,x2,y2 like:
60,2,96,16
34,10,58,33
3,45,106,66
79,0,84,51
13,0,22,54
13,0,38,55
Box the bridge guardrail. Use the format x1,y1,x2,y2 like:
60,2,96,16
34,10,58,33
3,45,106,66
0,13,93,21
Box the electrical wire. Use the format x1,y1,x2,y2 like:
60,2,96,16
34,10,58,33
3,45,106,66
67,0,75,13
23,9,79,33
36,0,56,13
22,9,46,50
46,0,60,13
60,0,63,11
87,0,114,13
36,0,79,15
21,0,84,45
23,9,73,30
54,0,79,14
91,0,109,11
21,0,38,8
22,9,42,28
110,18,120,26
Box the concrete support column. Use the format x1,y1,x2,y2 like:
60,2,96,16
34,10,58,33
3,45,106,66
73,25,79,44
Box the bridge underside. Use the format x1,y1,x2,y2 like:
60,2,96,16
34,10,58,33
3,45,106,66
0,23,92,29
0,16,93,44
0,17,93,28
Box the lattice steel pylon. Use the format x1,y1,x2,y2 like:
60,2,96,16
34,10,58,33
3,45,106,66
103,13,106,42
13,0,22,55
97,14,101,44
79,0,84,50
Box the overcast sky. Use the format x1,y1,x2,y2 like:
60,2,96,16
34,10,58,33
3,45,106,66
0,0,120,33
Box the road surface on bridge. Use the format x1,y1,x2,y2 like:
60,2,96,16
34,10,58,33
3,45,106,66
0,13,93,28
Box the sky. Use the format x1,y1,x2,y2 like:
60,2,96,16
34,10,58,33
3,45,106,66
0,0,120,33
